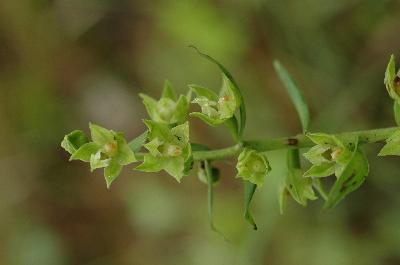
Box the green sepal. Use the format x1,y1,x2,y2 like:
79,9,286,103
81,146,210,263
161,80,177,100
189,84,218,101
70,142,101,162
128,131,148,153
394,101,400,126
189,112,226,126
244,181,257,230
236,148,271,187
104,159,123,189
285,149,317,207
90,151,110,172
324,138,369,209
378,129,400,156
89,123,114,146
384,54,399,100
114,133,136,165
303,162,337,178
306,133,344,148
61,130,89,155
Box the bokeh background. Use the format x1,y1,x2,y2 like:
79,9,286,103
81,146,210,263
1,0,400,264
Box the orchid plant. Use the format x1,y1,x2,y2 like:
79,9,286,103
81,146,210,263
61,49,400,231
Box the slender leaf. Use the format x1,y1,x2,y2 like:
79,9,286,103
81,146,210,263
273,60,310,132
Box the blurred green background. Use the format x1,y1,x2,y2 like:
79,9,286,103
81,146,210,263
1,0,400,264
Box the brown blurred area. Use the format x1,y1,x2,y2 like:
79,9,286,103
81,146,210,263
0,0,400,264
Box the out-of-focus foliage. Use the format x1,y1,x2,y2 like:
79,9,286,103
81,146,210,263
0,0,400,264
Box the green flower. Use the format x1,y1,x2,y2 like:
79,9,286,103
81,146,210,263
136,120,192,182
236,148,271,187
303,133,352,178
140,80,190,125
384,54,400,101
61,123,136,188
190,73,240,126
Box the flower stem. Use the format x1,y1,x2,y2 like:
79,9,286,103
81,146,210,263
191,127,398,161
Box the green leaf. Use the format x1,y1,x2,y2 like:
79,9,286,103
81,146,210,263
70,142,101,162
189,45,246,137
61,130,89,155
378,129,400,156
394,101,400,126
104,159,123,189
236,148,271,187
163,157,185,182
128,131,148,153
114,133,136,165
273,60,310,132
89,123,115,146
161,80,177,100
324,138,369,209
244,181,257,230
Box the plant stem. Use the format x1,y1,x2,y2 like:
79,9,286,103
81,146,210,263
191,127,398,161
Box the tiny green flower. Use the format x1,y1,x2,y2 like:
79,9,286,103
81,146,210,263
384,54,400,101
303,133,352,178
190,73,239,126
135,120,192,182
139,80,190,125
61,123,136,188
236,148,271,187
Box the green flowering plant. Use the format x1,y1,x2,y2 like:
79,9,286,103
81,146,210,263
136,120,192,182
61,123,136,188
61,50,400,232
140,80,190,125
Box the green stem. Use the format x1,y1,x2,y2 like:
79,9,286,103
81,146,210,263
191,127,398,161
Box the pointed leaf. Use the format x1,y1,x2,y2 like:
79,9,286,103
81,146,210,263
303,162,337,178
189,84,219,101
114,133,136,165
189,112,226,126
273,60,310,132
378,129,400,156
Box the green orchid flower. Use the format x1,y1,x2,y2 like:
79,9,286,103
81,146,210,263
61,123,136,188
190,73,240,126
135,120,192,182
139,80,190,125
303,133,352,178
236,148,271,187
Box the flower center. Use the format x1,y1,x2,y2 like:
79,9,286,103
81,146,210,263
164,144,182,157
104,140,118,156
